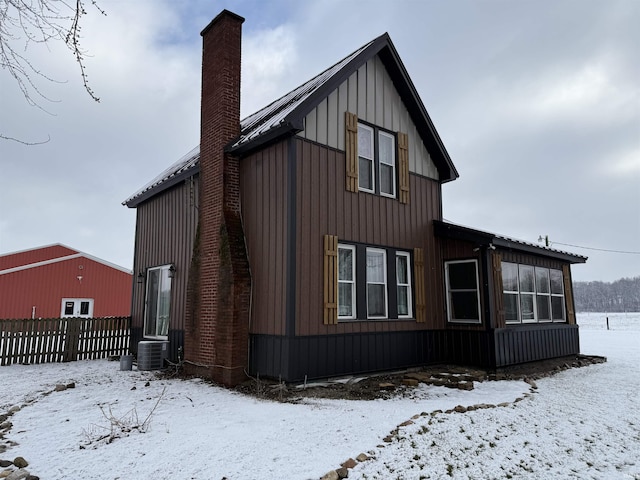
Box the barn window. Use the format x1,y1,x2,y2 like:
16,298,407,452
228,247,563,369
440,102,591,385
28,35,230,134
60,298,94,318
445,260,481,324
144,265,172,338
502,262,566,324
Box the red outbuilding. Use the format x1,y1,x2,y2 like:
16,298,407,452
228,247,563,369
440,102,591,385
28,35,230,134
0,244,132,320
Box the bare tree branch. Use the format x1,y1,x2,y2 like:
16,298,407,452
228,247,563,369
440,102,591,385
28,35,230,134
1,0,105,142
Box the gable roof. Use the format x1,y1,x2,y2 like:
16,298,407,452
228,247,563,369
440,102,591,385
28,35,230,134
0,243,133,275
433,220,588,264
124,33,458,208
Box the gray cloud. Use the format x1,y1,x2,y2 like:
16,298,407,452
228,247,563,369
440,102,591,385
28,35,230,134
1,0,638,282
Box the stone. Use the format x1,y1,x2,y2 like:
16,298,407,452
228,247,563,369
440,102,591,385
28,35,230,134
402,378,419,387
378,383,395,391
12,459,27,469
0,461,11,468
524,378,538,389
26,476,39,480
453,405,467,413
0,470,11,479
336,466,349,478
404,372,430,382
65,382,76,389
54,385,66,392
6,469,29,480
497,402,510,408
7,408,19,415
457,381,474,391
383,435,394,443
320,470,339,480
356,453,369,462
0,423,11,431
341,458,357,469
398,420,414,427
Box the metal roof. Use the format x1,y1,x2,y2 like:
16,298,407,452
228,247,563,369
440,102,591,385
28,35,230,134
433,220,588,264
124,32,459,207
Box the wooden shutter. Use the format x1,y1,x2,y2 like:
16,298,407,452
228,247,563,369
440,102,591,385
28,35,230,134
345,111,358,192
398,132,410,204
492,252,505,328
562,264,576,325
414,247,426,323
323,235,339,325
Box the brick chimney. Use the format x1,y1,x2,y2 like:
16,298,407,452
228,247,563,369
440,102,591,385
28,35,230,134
184,10,251,387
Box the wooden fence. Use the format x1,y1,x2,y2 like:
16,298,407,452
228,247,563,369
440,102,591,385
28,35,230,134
0,317,130,366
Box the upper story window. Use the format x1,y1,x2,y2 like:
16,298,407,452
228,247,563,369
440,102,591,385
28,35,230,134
502,262,565,324
357,122,396,198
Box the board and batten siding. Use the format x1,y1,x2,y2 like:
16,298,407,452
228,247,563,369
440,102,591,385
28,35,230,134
240,141,289,336
131,177,199,358
297,55,439,180
294,138,445,336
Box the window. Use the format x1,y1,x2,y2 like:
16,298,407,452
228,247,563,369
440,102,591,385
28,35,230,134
396,252,412,317
338,245,356,319
366,248,387,318
445,260,481,324
358,124,375,192
550,269,565,321
357,122,396,198
502,262,566,324
334,242,414,321
60,298,94,318
144,265,172,338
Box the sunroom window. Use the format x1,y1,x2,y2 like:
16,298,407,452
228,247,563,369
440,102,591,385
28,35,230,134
502,262,566,324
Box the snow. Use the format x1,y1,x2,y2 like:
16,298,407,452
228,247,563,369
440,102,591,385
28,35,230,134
1,312,638,479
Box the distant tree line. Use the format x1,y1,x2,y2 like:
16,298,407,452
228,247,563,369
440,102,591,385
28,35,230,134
573,276,640,312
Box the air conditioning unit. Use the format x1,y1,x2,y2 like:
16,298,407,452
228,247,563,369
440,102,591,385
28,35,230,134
137,341,169,371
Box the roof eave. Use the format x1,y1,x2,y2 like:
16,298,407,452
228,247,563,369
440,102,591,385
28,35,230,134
123,165,199,208
433,220,588,264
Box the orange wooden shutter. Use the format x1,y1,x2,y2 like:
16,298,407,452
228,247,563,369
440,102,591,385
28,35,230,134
323,235,339,325
414,247,426,323
345,111,358,192
398,132,410,204
562,264,576,325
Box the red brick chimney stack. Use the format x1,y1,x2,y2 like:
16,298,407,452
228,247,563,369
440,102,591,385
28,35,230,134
184,10,251,387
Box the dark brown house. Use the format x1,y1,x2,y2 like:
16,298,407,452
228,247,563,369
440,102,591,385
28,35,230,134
123,10,586,386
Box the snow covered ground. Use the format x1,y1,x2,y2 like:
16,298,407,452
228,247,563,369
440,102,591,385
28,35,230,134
1,312,638,479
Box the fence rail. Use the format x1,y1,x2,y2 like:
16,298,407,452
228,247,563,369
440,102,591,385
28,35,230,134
0,317,130,366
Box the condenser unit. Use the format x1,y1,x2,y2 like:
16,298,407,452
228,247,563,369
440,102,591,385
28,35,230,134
137,340,169,371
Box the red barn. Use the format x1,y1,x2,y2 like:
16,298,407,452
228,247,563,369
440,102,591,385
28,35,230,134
0,244,132,319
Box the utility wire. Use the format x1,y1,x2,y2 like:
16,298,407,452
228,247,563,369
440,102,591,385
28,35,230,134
549,241,640,255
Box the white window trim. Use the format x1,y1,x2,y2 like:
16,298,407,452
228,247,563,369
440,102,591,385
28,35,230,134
366,247,388,319
550,269,566,322
61,298,94,318
358,123,375,194
535,267,552,323
396,251,412,318
502,262,521,324
445,259,482,324
518,265,537,324
378,130,396,199
338,244,356,320
144,265,172,339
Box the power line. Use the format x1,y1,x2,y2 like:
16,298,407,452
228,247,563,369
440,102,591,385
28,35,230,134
549,240,640,255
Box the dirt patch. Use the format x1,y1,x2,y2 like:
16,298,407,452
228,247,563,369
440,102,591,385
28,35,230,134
232,354,606,403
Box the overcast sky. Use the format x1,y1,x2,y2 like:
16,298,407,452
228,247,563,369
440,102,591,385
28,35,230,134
1,0,638,283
